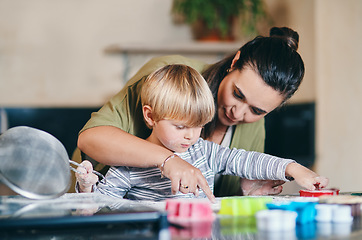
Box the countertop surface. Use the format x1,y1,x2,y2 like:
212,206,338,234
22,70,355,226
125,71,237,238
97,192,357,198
1,192,362,239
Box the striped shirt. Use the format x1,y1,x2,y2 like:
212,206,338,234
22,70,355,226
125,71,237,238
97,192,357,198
95,138,295,200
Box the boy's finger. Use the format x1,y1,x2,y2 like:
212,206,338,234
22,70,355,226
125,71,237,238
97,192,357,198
197,177,215,203
81,160,93,173
170,178,180,195
315,177,329,189
194,188,199,197
89,174,99,185
76,166,87,175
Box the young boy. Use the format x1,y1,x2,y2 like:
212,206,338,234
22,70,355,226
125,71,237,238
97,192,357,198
76,64,328,201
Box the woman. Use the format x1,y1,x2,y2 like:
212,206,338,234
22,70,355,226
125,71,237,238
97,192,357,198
77,27,304,200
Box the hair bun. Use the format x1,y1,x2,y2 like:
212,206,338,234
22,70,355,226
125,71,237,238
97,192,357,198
269,27,299,51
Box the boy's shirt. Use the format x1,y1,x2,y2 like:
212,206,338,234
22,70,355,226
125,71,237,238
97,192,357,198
95,138,294,201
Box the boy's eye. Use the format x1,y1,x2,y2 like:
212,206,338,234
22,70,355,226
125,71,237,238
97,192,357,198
176,125,185,130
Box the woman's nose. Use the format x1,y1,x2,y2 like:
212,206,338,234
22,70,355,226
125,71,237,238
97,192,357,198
231,104,247,120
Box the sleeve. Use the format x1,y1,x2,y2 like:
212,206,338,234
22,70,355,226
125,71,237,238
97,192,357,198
95,166,131,199
213,118,265,197
205,140,295,181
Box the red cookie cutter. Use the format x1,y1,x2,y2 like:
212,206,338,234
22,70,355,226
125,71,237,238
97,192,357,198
300,188,340,197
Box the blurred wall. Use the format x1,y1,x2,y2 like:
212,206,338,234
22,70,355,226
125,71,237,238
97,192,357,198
264,0,315,104
0,0,315,107
0,0,191,107
315,0,362,192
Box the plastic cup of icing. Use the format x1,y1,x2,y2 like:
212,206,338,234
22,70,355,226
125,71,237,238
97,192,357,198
256,209,297,231
165,198,214,221
332,205,353,223
315,204,336,222
315,204,353,223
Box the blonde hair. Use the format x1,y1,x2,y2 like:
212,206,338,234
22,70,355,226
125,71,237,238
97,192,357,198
141,64,215,128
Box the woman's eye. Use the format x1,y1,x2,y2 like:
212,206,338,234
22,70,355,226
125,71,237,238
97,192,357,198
250,107,263,116
233,90,244,100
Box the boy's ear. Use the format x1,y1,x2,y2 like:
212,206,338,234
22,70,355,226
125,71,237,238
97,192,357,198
142,105,155,127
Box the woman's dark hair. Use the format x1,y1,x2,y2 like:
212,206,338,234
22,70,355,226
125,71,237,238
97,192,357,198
201,27,305,139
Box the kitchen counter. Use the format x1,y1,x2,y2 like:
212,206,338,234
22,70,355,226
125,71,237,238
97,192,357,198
1,193,362,239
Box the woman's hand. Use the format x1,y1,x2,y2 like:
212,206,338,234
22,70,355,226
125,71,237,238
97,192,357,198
75,160,98,193
161,156,216,203
286,162,329,190
241,179,285,196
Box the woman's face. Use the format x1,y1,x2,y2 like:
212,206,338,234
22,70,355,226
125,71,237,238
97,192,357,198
217,66,284,127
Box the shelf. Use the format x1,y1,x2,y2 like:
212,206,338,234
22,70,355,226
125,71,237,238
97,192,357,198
104,41,245,82
104,41,244,55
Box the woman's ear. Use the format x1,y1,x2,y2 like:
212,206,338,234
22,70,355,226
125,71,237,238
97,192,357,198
230,51,241,69
142,105,155,128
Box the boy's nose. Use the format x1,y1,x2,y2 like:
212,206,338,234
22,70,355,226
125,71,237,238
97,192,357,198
184,130,193,140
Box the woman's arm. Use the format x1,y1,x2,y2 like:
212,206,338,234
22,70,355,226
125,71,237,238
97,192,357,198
78,126,168,167
78,126,215,202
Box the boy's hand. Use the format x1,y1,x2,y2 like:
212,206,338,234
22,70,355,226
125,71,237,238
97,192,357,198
75,160,98,193
286,162,329,190
161,156,216,203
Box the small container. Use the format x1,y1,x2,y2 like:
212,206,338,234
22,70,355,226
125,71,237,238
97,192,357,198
165,198,214,222
332,205,353,223
315,204,353,223
166,199,214,239
315,204,336,222
266,200,317,224
218,196,272,216
318,195,362,216
256,209,297,231
300,188,339,197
